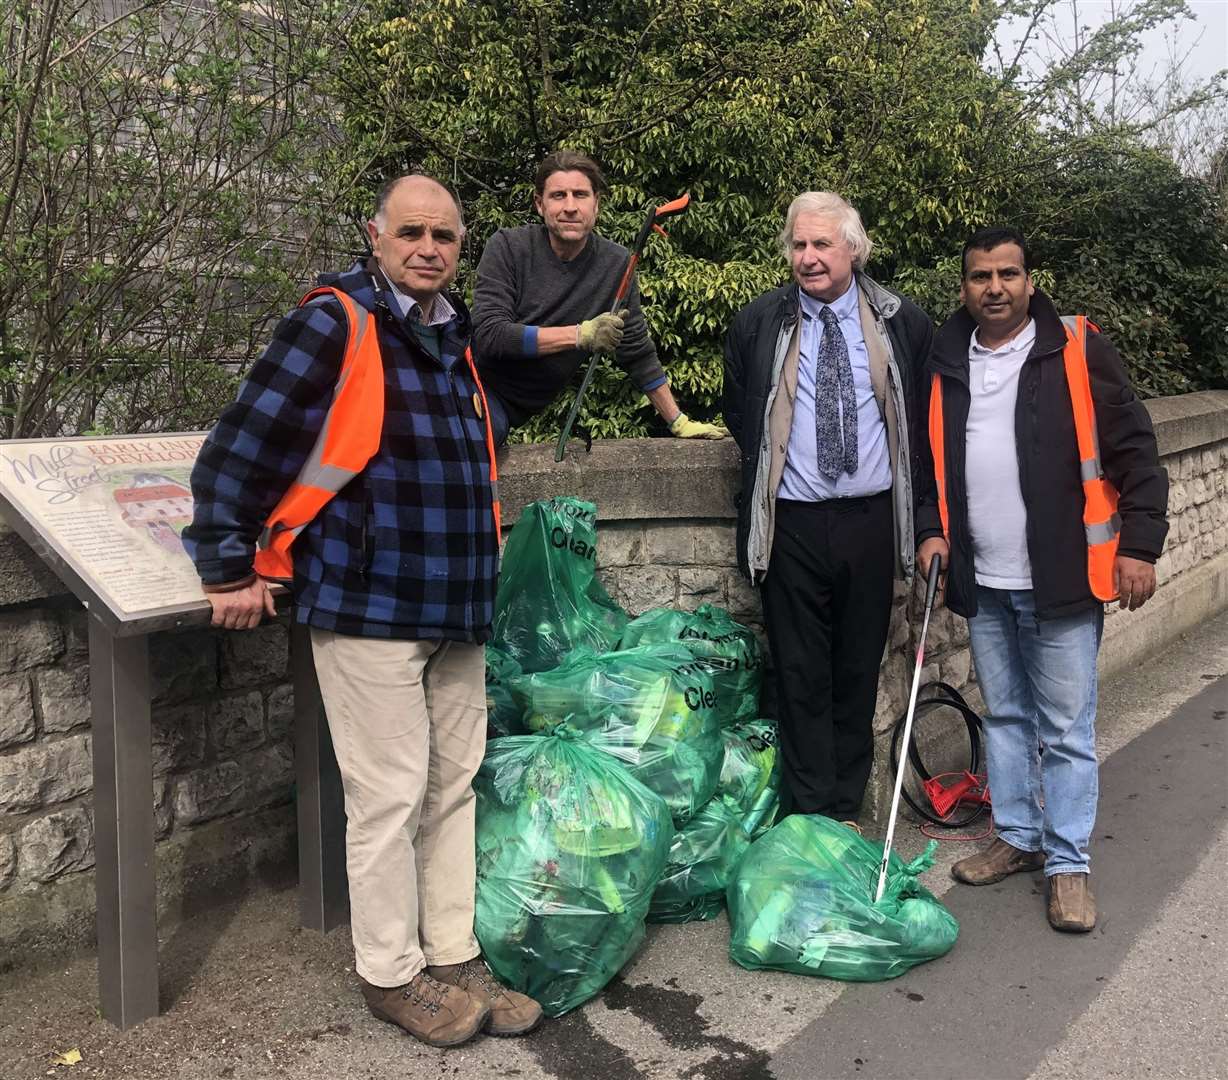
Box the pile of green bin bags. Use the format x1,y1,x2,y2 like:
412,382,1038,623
728,815,959,982
473,728,672,1017
476,497,784,1011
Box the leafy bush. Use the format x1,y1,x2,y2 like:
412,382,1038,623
332,0,1226,440
0,0,354,438
4,1,1223,440
1026,143,1228,395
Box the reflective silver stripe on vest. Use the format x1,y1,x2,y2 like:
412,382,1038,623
1086,513,1121,545
258,519,308,548
1080,456,1102,482
490,479,500,503
303,462,359,491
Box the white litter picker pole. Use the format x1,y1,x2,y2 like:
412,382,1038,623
874,554,943,904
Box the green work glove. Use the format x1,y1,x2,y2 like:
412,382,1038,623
577,309,628,352
669,413,731,439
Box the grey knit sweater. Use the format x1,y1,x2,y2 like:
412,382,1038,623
471,224,667,426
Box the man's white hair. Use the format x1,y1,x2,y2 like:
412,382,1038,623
778,191,873,268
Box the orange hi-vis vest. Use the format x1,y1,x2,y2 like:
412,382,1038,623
928,315,1121,602
253,286,502,583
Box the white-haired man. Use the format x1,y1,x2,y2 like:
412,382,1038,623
722,192,938,829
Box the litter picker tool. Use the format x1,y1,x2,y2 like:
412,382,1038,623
874,554,943,904
554,192,690,462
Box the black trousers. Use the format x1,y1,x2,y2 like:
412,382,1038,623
759,493,895,820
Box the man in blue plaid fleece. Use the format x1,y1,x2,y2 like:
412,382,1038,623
182,175,542,1048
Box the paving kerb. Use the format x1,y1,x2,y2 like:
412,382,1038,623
0,611,1224,1080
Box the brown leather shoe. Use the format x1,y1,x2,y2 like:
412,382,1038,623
428,957,543,1037
361,971,490,1048
951,837,1045,885
1048,873,1097,933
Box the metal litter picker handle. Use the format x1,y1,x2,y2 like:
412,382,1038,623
874,554,944,904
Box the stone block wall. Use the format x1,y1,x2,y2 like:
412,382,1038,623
1,390,1226,959
1096,393,1228,677
0,598,296,957
1150,442,1228,585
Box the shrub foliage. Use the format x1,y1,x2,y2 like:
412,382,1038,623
2,0,1225,439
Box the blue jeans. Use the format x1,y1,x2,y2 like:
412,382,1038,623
968,587,1103,876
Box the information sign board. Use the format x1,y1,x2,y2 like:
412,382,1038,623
0,433,211,633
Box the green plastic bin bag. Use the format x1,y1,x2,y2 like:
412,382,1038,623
473,726,672,1017
716,721,781,839
646,720,781,924
647,794,751,924
619,604,764,726
727,814,959,982
485,645,525,737
492,497,627,673
510,643,723,825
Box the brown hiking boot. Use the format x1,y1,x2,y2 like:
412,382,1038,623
1048,873,1097,933
428,957,543,1037
360,971,489,1048
951,837,1045,885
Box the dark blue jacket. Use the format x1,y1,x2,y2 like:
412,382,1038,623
182,259,498,642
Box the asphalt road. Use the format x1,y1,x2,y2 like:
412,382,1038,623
1,611,1225,1080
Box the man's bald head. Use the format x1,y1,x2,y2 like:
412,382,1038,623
366,174,465,308
373,174,465,238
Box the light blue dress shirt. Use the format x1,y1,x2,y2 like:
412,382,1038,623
777,280,892,501
386,277,457,327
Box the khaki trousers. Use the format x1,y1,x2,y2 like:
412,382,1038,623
310,629,487,987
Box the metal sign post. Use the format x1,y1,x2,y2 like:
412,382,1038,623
291,625,349,932
88,617,158,1027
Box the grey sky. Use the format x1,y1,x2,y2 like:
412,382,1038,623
1130,0,1226,82
998,0,1227,83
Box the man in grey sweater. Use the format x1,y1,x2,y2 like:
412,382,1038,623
471,150,728,444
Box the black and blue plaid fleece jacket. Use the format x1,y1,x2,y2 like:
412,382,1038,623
182,260,498,642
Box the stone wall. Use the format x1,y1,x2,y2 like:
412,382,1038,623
0,599,298,961
1,390,1226,962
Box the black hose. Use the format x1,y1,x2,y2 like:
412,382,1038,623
889,682,987,827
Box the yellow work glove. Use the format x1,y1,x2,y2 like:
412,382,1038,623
669,413,731,439
577,309,629,352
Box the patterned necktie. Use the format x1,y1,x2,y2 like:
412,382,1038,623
814,305,859,481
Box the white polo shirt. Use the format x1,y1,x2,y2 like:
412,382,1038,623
965,319,1035,590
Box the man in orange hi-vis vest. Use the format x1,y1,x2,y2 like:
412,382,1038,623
183,175,541,1047
916,226,1168,934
